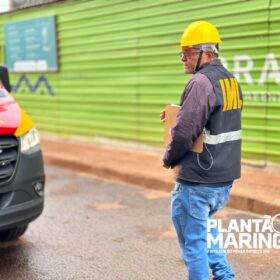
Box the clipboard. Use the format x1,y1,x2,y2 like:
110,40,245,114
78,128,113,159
164,104,204,153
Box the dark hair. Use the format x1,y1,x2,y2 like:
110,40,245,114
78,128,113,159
0,66,11,92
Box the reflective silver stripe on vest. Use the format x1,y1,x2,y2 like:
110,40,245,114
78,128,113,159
204,129,242,145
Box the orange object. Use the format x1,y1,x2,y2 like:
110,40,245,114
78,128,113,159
164,104,204,153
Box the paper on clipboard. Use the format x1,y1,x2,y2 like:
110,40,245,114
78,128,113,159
164,104,204,153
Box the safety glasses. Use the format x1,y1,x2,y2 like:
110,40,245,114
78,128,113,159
179,50,201,59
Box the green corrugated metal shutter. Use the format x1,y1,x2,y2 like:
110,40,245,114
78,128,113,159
0,0,279,164
266,0,280,163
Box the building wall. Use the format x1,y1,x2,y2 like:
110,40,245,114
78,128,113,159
0,0,279,164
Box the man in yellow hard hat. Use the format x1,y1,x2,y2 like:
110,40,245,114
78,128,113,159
161,21,242,279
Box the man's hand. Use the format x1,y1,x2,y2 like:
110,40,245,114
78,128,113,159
160,110,166,122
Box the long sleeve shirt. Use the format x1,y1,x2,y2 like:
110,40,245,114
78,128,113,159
163,71,216,168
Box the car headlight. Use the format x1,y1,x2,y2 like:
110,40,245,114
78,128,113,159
20,128,40,152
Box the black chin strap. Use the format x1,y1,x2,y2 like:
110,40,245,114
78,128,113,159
194,50,204,73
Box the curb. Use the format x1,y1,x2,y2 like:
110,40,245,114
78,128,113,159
44,155,280,216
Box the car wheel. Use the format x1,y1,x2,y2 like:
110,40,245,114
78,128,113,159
0,225,29,242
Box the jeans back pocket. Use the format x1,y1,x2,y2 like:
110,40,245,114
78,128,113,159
189,189,216,220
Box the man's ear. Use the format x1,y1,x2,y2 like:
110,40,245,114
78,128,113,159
0,80,3,88
205,51,214,59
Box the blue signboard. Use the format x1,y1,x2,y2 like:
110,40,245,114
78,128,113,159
4,16,58,72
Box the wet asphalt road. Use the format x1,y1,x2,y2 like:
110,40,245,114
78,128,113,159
0,166,279,280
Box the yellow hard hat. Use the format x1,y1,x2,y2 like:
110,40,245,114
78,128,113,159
180,21,222,47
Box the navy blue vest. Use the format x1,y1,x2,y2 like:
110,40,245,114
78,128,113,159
177,62,243,184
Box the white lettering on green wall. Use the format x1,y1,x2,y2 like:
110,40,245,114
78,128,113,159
222,53,280,85
258,53,280,85
234,55,254,85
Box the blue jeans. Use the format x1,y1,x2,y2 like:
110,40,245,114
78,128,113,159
171,182,235,280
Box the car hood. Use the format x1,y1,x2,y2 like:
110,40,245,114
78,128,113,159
0,88,21,135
